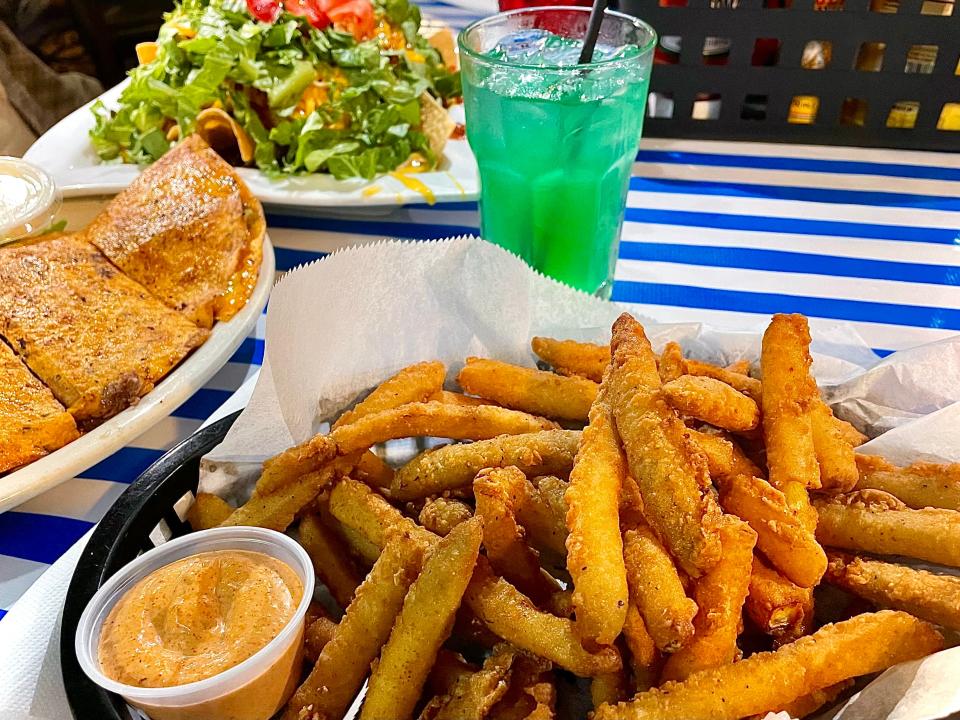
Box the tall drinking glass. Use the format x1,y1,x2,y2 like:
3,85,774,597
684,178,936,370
459,8,655,298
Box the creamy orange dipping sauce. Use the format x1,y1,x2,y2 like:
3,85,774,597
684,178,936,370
98,550,303,688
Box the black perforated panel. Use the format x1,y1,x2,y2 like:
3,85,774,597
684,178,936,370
618,0,960,150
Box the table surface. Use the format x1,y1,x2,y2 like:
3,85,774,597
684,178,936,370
3,3,960,622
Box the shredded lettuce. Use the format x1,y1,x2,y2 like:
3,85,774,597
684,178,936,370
89,0,460,178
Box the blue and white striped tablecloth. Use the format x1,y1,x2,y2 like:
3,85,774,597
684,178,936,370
3,38,960,621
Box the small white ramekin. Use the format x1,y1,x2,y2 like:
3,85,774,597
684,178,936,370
0,157,61,242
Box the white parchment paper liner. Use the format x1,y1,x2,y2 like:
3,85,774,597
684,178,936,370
201,236,960,719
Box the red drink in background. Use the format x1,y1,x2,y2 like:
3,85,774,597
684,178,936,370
498,0,591,11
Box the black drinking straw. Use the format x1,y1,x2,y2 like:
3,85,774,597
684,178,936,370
578,0,610,64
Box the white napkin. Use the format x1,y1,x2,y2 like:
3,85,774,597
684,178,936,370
0,530,91,720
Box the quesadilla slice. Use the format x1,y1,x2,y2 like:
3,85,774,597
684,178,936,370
0,339,79,473
0,235,208,424
84,134,265,329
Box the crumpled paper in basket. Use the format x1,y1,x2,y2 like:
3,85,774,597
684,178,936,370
201,236,960,720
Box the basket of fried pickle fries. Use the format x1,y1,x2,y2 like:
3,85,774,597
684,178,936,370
192,237,960,720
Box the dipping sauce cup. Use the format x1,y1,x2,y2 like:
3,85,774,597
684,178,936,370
75,527,314,720
459,7,655,298
0,157,61,244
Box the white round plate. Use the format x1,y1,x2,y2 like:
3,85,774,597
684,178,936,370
24,80,478,215
0,195,275,513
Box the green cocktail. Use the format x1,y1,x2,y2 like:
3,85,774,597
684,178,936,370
459,8,655,297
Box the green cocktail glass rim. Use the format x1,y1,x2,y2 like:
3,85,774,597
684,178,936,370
458,6,657,72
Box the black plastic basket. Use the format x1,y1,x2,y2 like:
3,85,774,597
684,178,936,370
619,0,960,150
60,411,241,720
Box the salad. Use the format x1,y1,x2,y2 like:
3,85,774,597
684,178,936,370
89,0,462,179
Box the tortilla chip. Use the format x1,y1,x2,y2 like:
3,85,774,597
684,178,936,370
428,28,458,71
195,107,256,165
419,92,455,162
84,135,265,328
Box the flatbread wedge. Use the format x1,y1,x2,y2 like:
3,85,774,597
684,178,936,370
83,134,265,329
0,234,208,424
0,339,79,473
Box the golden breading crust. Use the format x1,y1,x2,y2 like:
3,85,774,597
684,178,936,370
83,134,265,329
0,340,79,473
0,235,208,424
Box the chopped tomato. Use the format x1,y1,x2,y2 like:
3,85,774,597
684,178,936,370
328,0,375,40
246,0,282,23
284,0,331,29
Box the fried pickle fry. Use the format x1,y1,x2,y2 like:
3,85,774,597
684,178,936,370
427,649,478,697
684,358,762,401
530,338,762,398
810,401,858,491
769,680,853,720
329,478,431,550
475,467,561,604
834,417,868,447
661,375,760,432
333,362,444,489
331,402,557,455
760,314,820,525
304,616,337,663
745,555,813,644
591,669,629,709
432,644,518,720
282,530,425,720
661,517,757,682
607,313,721,577
826,551,960,630
518,476,569,563
333,361,446,429
429,390,492,407
488,653,555,720
187,492,233,530
725,359,751,375
328,479,619,676
716,473,826,588
621,603,661,693
337,520,383,567
354,451,395,488
221,456,354,531
252,434,337,496
362,518,484,720
419,497,473,536
855,454,960,511
531,337,609,382
657,342,685,384
814,490,960,567
465,558,622,677
565,378,628,645
622,521,698,653
685,429,734,480
593,611,943,720
457,358,598,422
299,513,363,609
392,430,580,501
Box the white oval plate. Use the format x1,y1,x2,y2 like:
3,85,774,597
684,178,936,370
24,80,478,215
0,195,275,513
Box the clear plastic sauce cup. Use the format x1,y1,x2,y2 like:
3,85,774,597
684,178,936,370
0,157,61,244
75,526,315,720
